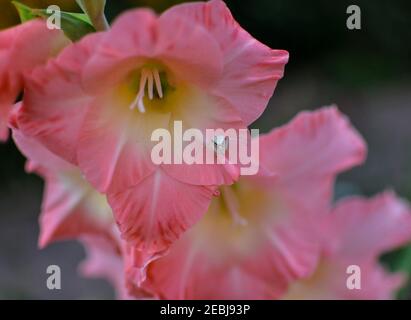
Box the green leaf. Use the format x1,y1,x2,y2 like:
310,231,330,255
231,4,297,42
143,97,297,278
11,1,35,22
67,12,93,25
381,245,411,299
32,9,95,41
12,1,96,42
75,0,109,31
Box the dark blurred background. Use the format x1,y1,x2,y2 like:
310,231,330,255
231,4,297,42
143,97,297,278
0,0,410,299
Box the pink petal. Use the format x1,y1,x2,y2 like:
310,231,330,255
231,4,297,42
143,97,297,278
0,19,69,141
38,175,113,248
143,237,287,299
158,72,246,187
339,263,406,300
17,32,102,164
163,161,240,187
108,168,215,254
79,236,127,299
34,161,115,248
11,123,73,174
163,0,289,125
12,126,115,248
286,192,411,299
285,261,405,300
138,107,369,298
259,106,367,211
76,94,169,193
139,175,319,299
0,102,13,141
161,97,243,185
83,8,222,93
140,222,290,299
79,235,154,300
326,191,411,260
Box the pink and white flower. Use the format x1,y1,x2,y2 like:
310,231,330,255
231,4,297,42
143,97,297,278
17,0,288,254
126,107,367,299
0,19,68,141
11,103,115,249
284,192,411,299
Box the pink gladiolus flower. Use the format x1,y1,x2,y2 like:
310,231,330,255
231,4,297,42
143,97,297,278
12,106,157,296
0,19,69,141
11,105,115,248
17,0,288,254
125,107,367,299
4,0,409,301
284,192,411,299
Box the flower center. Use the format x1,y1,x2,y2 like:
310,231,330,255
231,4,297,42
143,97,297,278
129,68,164,113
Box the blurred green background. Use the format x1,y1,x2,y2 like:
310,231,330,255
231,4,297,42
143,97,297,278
0,0,410,299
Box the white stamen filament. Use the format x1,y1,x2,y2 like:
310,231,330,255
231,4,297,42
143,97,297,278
153,69,163,98
129,68,164,113
147,71,154,100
